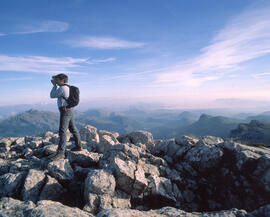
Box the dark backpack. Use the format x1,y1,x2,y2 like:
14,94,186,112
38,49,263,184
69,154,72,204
62,84,80,108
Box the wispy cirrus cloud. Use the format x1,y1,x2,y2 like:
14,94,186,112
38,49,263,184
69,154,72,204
15,20,69,34
1,20,69,36
0,54,115,74
65,36,146,49
252,71,270,78
153,3,270,87
87,57,116,64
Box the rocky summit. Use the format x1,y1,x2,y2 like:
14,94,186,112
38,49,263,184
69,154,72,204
0,125,270,217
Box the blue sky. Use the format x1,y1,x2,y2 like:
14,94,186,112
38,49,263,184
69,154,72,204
1,0,270,109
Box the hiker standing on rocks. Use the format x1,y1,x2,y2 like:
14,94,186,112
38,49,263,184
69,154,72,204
50,73,83,161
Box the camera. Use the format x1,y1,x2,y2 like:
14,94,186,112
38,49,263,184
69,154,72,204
51,76,57,85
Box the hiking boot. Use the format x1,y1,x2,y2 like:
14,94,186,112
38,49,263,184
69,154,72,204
50,152,65,161
71,146,83,152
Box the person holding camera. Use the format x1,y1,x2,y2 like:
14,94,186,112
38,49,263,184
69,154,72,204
50,73,83,161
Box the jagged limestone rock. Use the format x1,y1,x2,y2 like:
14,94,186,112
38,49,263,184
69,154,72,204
84,169,116,197
21,169,46,202
39,175,66,201
0,172,26,197
184,138,224,172
28,200,94,217
117,130,154,150
0,197,35,217
80,125,100,144
0,127,270,214
67,149,101,167
47,159,74,181
98,134,120,153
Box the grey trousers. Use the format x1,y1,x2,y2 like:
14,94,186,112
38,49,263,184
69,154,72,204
58,107,82,153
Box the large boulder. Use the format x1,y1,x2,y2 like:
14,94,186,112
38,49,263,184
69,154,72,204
21,169,46,202
0,137,18,152
84,169,122,214
28,200,94,217
84,169,116,197
98,134,120,153
0,172,26,197
47,159,74,182
39,175,66,201
80,125,100,144
117,131,154,151
184,136,224,172
0,197,35,217
67,149,102,167
96,206,248,217
148,175,180,203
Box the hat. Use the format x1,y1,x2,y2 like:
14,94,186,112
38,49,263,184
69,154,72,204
53,73,68,80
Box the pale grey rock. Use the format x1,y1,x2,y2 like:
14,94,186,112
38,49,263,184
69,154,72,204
0,137,17,152
175,135,199,146
14,137,25,145
148,175,177,202
153,139,175,156
111,190,131,209
80,125,100,144
99,143,141,170
198,136,224,146
98,134,120,153
219,141,266,170
28,200,94,217
39,175,66,201
175,136,198,160
21,169,46,202
9,158,42,173
140,161,160,177
184,138,224,172
29,140,43,149
143,153,167,167
0,197,35,217
47,159,74,181
96,208,164,217
98,130,119,137
84,189,131,214
25,136,43,143
97,206,248,217
0,172,25,197
84,169,116,198
67,149,101,167
132,164,148,196
118,131,154,150
40,144,58,156
111,157,136,193
157,206,247,217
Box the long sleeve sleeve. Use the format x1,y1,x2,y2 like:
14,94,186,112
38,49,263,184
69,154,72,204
50,85,64,98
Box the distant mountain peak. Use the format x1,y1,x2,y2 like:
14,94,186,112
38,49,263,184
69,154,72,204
199,114,212,120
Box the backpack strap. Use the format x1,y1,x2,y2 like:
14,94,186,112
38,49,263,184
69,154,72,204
61,84,70,101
